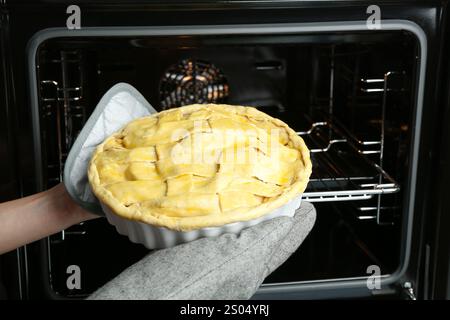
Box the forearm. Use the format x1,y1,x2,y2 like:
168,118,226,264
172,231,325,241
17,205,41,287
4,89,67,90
0,183,93,254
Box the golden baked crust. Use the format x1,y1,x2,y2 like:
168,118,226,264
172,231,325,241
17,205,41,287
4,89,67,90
88,104,312,231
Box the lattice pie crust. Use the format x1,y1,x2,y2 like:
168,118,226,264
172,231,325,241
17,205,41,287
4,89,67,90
88,104,312,231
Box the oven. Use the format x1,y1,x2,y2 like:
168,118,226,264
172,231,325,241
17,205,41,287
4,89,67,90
1,0,450,300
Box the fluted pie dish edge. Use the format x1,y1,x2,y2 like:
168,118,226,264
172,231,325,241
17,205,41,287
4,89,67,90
101,195,302,249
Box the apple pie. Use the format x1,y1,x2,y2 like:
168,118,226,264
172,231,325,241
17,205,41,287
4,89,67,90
88,104,312,231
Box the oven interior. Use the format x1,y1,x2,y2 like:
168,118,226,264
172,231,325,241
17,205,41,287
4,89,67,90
34,30,418,297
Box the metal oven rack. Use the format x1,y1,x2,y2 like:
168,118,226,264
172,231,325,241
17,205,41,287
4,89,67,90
301,70,402,202
298,119,400,202
302,58,405,225
39,50,86,184
39,50,88,239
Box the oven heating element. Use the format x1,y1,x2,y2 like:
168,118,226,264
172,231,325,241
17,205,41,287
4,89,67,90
159,59,229,109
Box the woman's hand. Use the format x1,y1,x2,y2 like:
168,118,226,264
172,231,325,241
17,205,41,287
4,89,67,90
56,183,99,225
0,183,99,255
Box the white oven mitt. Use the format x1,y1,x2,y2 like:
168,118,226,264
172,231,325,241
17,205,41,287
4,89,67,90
88,202,316,300
63,83,158,215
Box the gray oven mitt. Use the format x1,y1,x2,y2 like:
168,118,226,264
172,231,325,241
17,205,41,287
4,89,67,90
88,202,316,300
63,83,158,215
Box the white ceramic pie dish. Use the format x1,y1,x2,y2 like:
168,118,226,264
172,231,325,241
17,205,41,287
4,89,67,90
101,195,302,249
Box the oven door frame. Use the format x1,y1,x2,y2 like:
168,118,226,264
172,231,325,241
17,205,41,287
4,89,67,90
26,20,426,300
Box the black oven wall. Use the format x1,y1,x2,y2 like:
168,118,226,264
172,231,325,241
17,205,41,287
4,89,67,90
427,4,450,299
1,0,449,300
0,7,27,300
